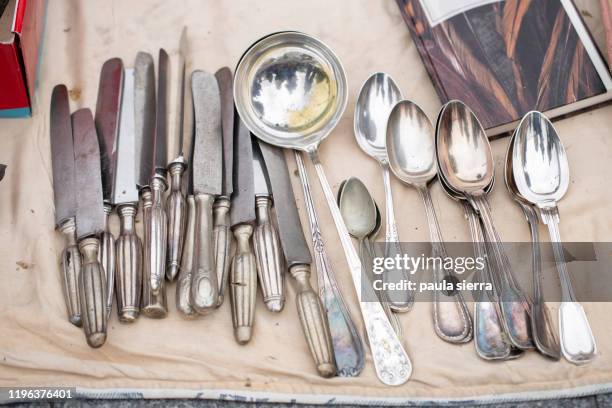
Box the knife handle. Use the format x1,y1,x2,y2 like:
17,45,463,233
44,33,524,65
289,264,336,378
166,161,187,282
190,193,219,313
253,196,284,312
149,176,168,294
99,204,116,320
78,237,107,348
213,196,231,307
176,195,197,317
115,204,142,323
58,218,82,327
141,188,168,318
230,224,257,344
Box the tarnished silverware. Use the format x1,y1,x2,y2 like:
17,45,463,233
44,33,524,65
234,31,411,385
94,58,123,320
387,100,472,343
259,140,338,378
436,100,533,350
50,84,81,327
73,108,107,348
252,139,284,312
512,111,595,365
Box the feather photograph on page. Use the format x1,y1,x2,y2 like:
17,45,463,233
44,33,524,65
397,0,612,136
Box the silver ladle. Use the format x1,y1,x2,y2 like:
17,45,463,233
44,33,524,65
512,111,596,365
354,73,411,311
505,130,561,360
338,178,404,339
386,100,472,343
233,31,411,385
436,100,533,350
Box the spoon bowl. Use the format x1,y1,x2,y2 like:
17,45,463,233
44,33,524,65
338,177,377,240
386,100,437,187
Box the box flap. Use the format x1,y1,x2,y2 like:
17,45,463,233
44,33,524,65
0,0,15,43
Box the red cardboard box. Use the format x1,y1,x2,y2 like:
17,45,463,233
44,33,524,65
0,0,47,118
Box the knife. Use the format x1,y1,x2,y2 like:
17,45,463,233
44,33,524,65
72,108,107,348
251,139,284,312
94,57,123,320
166,27,188,282
134,51,168,316
257,140,335,377
213,66,234,307
189,70,222,314
229,118,257,343
112,67,142,323
148,48,169,294
50,84,81,327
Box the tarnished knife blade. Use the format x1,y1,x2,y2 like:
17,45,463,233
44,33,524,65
94,58,124,203
73,109,105,239
176,26,189,159
230,120,255,226
154,49,169,175
252,139,271,196
50,85,76,226
215,67,234,197
192,71,222,195
258,142,312,266
134,52,156,189
112,68,139,205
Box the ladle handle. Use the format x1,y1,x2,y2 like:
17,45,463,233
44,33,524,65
471,195,533,350
381,163,413,312
540,207,596,364
306,149,412,386
418,187,472,343
294,150,365,377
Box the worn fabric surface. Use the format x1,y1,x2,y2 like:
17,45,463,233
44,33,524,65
0,0,611,403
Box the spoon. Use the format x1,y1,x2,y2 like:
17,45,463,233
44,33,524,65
338,178,404,339
386,100,472,343
436,100,533,350
505,131,561,360
354,73,411,312
294,155,365,377
512,111,596,365
234,31,411,385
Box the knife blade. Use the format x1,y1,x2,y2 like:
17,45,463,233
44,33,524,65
252,138,284,312
135,52,156,191
94,57,123,320
112,67,142,323
257,141,336,377
147,48,169,297
72,108,107,348
228,118,257,343
212,66,234,307
189,70,222,314
166,27,189,282
50,84,81,327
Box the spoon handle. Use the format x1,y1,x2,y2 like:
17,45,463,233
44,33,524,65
540,207,596,364
306,149,412,386
294,151,365,377
418,187,472,343
381,163,413,312
471,196,533,350
463,202,511,359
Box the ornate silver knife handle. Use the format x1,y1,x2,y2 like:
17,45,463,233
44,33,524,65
213,196,231,307
176,195,197,317
166,160,187,282
99,204,116,320
190,193,219,313
115,204,142,323
290,263,336,378
230,224,257,344
58,217,82,327
149,177,168,295
78,237,107,348
141,189,168,318
253,196,284,312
